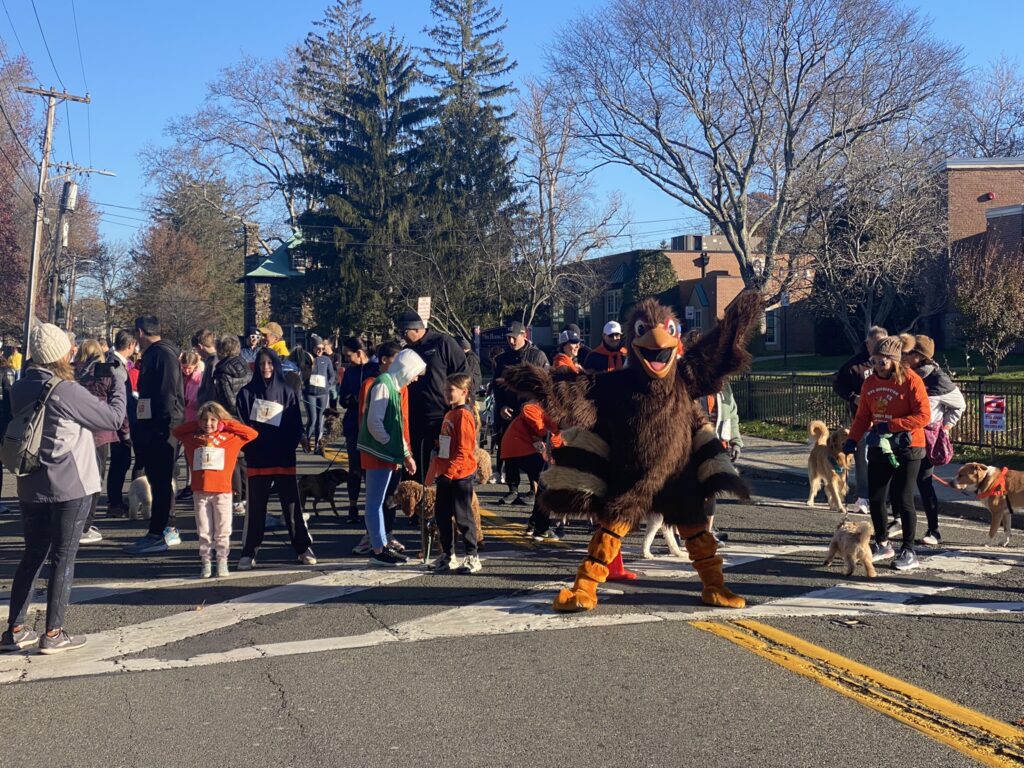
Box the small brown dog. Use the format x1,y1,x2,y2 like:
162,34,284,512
298,467,349,517
807,420,852,513
321,408,343,451
474,447,493,486
951,462,1020,547
394,480,484,549
823,519,876,577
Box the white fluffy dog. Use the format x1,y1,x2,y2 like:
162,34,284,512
641,512,687,559
127,476,176,520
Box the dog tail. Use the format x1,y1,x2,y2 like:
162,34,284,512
808,420,828,447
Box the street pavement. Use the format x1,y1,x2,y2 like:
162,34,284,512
1,447,1023,768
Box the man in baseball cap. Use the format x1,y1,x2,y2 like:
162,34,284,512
259,321,289,358
583,320,627,373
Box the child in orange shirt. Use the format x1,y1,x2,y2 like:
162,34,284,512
430,374,480,573
172,402,258,578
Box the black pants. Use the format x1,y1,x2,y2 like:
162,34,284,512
916,456,939,533
436,475,477,556
232,452,247,503
86,444,111,528
493,419,510,475
868,446,923,550
409,418,443,484
137,437,176,536
107,440,132,508
7,496,91,632
505,453,545,494
242,473,312,558
345,433,363,508
527,487,551,534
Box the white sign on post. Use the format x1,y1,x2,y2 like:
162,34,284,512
983,395,1006,432
417,296,431,327
780,291,790,308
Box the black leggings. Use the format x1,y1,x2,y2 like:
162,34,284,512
436,475,477,556
868,446,923,550
505,453,545,494
242,474,312,557
916,456,939,533
345,433,363,507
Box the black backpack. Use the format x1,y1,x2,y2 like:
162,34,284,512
1,377,61,476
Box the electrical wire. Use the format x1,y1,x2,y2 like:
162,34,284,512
0,0,27,59
29,0,75,163
69,0,90,165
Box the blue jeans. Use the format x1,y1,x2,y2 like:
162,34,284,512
364,468,394,550
304,395,328,444
7,496,91,631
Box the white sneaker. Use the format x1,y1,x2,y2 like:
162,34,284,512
233,502,246,516
238,556,255,571
80,526,103,544
298,548,317,565
434,553,461,572
855,498,869,514
216,559,229,577
352,534,372,555
302,512,311,523
200,561,212,579
458,554,482,574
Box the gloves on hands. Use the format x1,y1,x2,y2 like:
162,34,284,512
729,443,741,462
842,439,857,455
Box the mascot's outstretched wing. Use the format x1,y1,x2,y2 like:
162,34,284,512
497,364,598,430
678,290,763,399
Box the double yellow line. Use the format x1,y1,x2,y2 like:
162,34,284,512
695,619,1024,766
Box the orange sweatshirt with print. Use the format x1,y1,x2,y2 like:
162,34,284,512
501,402,563,460
849,368,931,448
430,405,478,481
172,419,259,494
358,374,411,471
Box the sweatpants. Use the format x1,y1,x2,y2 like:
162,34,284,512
107,440,132,508
7,496,91,632
917,456,940,533
504,453,545,495
436,475,477,556
194,491,233,562
241,474,312,558
137,437,177,536
868,446,923,550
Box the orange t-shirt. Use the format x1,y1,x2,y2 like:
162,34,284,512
500,402,562,460
172,419,259,494
849,368,931,449
358,374,411,471
430,405,478,481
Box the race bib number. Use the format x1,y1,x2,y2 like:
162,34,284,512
251,398,283,427
438,435,451,460
137,398,152,420
309,374,327,388
193,446,225,471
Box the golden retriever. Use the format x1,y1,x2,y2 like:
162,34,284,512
823,519,876,578
807,420,852,513
951,462,1019,547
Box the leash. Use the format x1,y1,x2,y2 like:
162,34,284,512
930,473,972,497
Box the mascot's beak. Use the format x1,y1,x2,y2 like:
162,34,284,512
632,326,677,379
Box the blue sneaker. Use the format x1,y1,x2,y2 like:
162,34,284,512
163,527,182,546
124,533,167,554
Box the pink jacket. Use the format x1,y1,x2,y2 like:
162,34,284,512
183,363,205,422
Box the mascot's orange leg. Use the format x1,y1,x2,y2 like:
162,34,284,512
679,524,746,609
553,520,632,612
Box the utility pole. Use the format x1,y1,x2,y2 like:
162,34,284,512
16,87,90,363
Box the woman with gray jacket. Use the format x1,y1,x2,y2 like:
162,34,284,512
1,324,126,655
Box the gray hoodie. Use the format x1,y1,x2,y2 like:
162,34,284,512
11,367,127,504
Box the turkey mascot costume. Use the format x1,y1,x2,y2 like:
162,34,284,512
500,291,763,612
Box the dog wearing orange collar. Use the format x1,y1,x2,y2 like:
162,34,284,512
951,462,1019,547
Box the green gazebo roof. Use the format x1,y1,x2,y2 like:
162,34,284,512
242,233,304,280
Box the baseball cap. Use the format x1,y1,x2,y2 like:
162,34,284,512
603,321,622,336
247,327,260,337
260,321,284,338
507,321,526,336
558,330,581,345
396,310,425,331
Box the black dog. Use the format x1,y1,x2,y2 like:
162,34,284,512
298,467,349,517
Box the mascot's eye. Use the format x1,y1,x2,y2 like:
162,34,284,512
634,320,648,337
665,319,678,337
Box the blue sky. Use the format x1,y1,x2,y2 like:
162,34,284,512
2,0,1022,245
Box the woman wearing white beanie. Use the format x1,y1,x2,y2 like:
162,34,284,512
1,323,126,655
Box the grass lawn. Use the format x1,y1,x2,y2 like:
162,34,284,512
752,351,1024,381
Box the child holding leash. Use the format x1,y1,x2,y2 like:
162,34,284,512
429,374,480,573
173,402,258,578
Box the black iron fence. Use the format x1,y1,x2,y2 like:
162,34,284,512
734,374,1024,452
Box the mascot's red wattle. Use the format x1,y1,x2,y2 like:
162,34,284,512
500,291,763,612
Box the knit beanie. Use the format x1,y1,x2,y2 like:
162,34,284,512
874,336,904,363
914,334,936,361
29,322,72,364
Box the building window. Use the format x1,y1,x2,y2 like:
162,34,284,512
605,289,622,320
691,309,703,332
764,310,778,345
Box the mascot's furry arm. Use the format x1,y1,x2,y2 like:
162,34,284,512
678,291,764,398
496,365,598,430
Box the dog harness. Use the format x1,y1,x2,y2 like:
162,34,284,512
828,455,846,476
977,467,1015,514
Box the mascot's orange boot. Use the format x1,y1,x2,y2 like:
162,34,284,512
606,552,637,581
680,525,746,609
553,520,632,612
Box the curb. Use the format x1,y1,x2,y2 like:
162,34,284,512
738,464,1024,531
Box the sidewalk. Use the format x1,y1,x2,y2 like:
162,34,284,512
738,435,1019,529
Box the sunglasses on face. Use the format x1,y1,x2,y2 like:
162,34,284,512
607,333,622,339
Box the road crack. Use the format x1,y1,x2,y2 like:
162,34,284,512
363,604,400,637
266,669,309,740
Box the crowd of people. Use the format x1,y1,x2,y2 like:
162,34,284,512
0,307,968,655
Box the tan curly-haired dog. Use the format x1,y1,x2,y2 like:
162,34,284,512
394,480,484,548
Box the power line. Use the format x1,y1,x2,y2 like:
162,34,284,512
0,0,27,59
0,142,34,201
94,200,151,213
29,0,64,89
69,0,91,165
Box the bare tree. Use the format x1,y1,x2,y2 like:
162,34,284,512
951,56,1024,158
952,235,1024,374
550,0,962,299
509,78,625,327
79,241,134,340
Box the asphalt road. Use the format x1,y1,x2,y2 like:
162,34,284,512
1,451,1022,768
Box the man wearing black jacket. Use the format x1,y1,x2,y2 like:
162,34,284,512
397,310,468,483
125,315,185,554
458,337,482,394
833,325,887,513
491,321,549,491
106,330,137,516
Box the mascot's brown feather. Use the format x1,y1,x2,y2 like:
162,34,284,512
499,291,762,530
